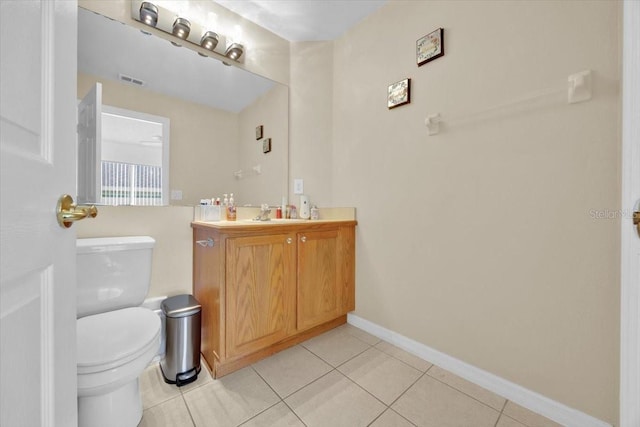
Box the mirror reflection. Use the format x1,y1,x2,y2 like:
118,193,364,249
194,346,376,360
77,7,289,207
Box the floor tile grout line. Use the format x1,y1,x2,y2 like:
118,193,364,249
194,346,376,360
283,366,339,399
386,370,428,409
336,364,396,410
270,344,337,399
493,400,510,427
180,391,197,427
373,341,435,374
425,373,506,415
234,400,283,427
369,407,419,427
281,397,309,427
365,409,388,427
301,339,372,370
362,342,432,375
392,407,420,427
250,364,285,401
142,394,179,412
141,364,183,411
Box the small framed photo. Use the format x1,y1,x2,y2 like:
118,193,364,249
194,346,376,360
387,78,411,109
417,28,444,66
255,125,263,140
262,138,271,153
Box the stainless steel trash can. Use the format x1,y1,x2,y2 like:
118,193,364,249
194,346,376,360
160,294,201,386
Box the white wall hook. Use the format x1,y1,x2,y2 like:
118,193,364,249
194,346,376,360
568,70,592,104
425,113,441,135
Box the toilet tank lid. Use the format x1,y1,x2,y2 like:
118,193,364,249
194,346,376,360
76,236,155,254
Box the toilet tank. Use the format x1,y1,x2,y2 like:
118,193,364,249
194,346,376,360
77,236,155,318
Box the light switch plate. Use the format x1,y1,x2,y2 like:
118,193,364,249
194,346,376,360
294,179,304,195
170,189,183,200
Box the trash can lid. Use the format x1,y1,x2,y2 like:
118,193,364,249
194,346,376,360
162,294,201,318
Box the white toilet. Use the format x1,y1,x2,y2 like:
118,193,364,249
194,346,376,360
76,236,161,427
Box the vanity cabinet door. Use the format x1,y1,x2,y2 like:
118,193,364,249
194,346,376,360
225,233,296,358
297,228,345,331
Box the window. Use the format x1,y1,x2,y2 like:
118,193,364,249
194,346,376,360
101,161,163,206
78,88,170,206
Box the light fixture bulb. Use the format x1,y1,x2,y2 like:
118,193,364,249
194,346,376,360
224,43,244,61
139,2,158,27
200,31,219,52
172,17,191,40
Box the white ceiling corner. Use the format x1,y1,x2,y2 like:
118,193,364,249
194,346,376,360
211,0,387,42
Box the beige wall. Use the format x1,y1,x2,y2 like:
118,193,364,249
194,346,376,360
289,41,335,207
76,206,194,299
331,1,620,423
237,84,289,206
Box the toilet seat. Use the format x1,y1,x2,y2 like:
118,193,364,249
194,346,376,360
77,307,160,375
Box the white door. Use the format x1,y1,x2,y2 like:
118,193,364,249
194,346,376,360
0,1,78,426
620,1,640,426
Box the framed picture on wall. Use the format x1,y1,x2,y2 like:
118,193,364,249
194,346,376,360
256,125,263,140
263,138,271,153
387,78,411,109
417,28,444,66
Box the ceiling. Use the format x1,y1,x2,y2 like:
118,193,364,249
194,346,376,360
77,2,387,113
212,0,387,42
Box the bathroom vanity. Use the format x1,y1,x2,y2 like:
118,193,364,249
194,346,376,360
191,219,356,377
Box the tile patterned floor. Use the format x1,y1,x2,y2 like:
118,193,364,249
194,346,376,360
138,324,563,427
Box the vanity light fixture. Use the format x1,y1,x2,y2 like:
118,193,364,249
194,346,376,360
200,31,219,51
132,1,245,63
225,43,244,61
139,2,158,27
172,17,191,40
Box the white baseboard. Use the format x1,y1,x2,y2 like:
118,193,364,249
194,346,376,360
347,313,611,427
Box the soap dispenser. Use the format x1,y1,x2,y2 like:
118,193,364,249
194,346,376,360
300,195,310,220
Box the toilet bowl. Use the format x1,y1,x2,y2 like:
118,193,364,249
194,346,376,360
76,237,160,427
77,308,160,426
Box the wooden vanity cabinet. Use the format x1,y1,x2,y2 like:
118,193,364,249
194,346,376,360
297,228,356,331
225,233,296,358
192,221,356,378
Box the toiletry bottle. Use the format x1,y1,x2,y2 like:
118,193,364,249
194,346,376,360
281,196,287,220
310,205,319,220
223,194,228,208
227,193,236,221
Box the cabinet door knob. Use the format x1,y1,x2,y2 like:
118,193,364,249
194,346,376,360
286,237,293,244
300,236,307,243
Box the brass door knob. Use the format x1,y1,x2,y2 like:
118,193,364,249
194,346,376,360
56,194,98,228
634,211,640,237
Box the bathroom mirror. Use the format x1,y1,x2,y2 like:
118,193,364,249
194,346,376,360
77,7,289,206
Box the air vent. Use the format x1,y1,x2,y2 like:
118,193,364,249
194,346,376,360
118,73,145,86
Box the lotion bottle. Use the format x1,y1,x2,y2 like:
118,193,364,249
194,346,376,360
227,193,236,221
